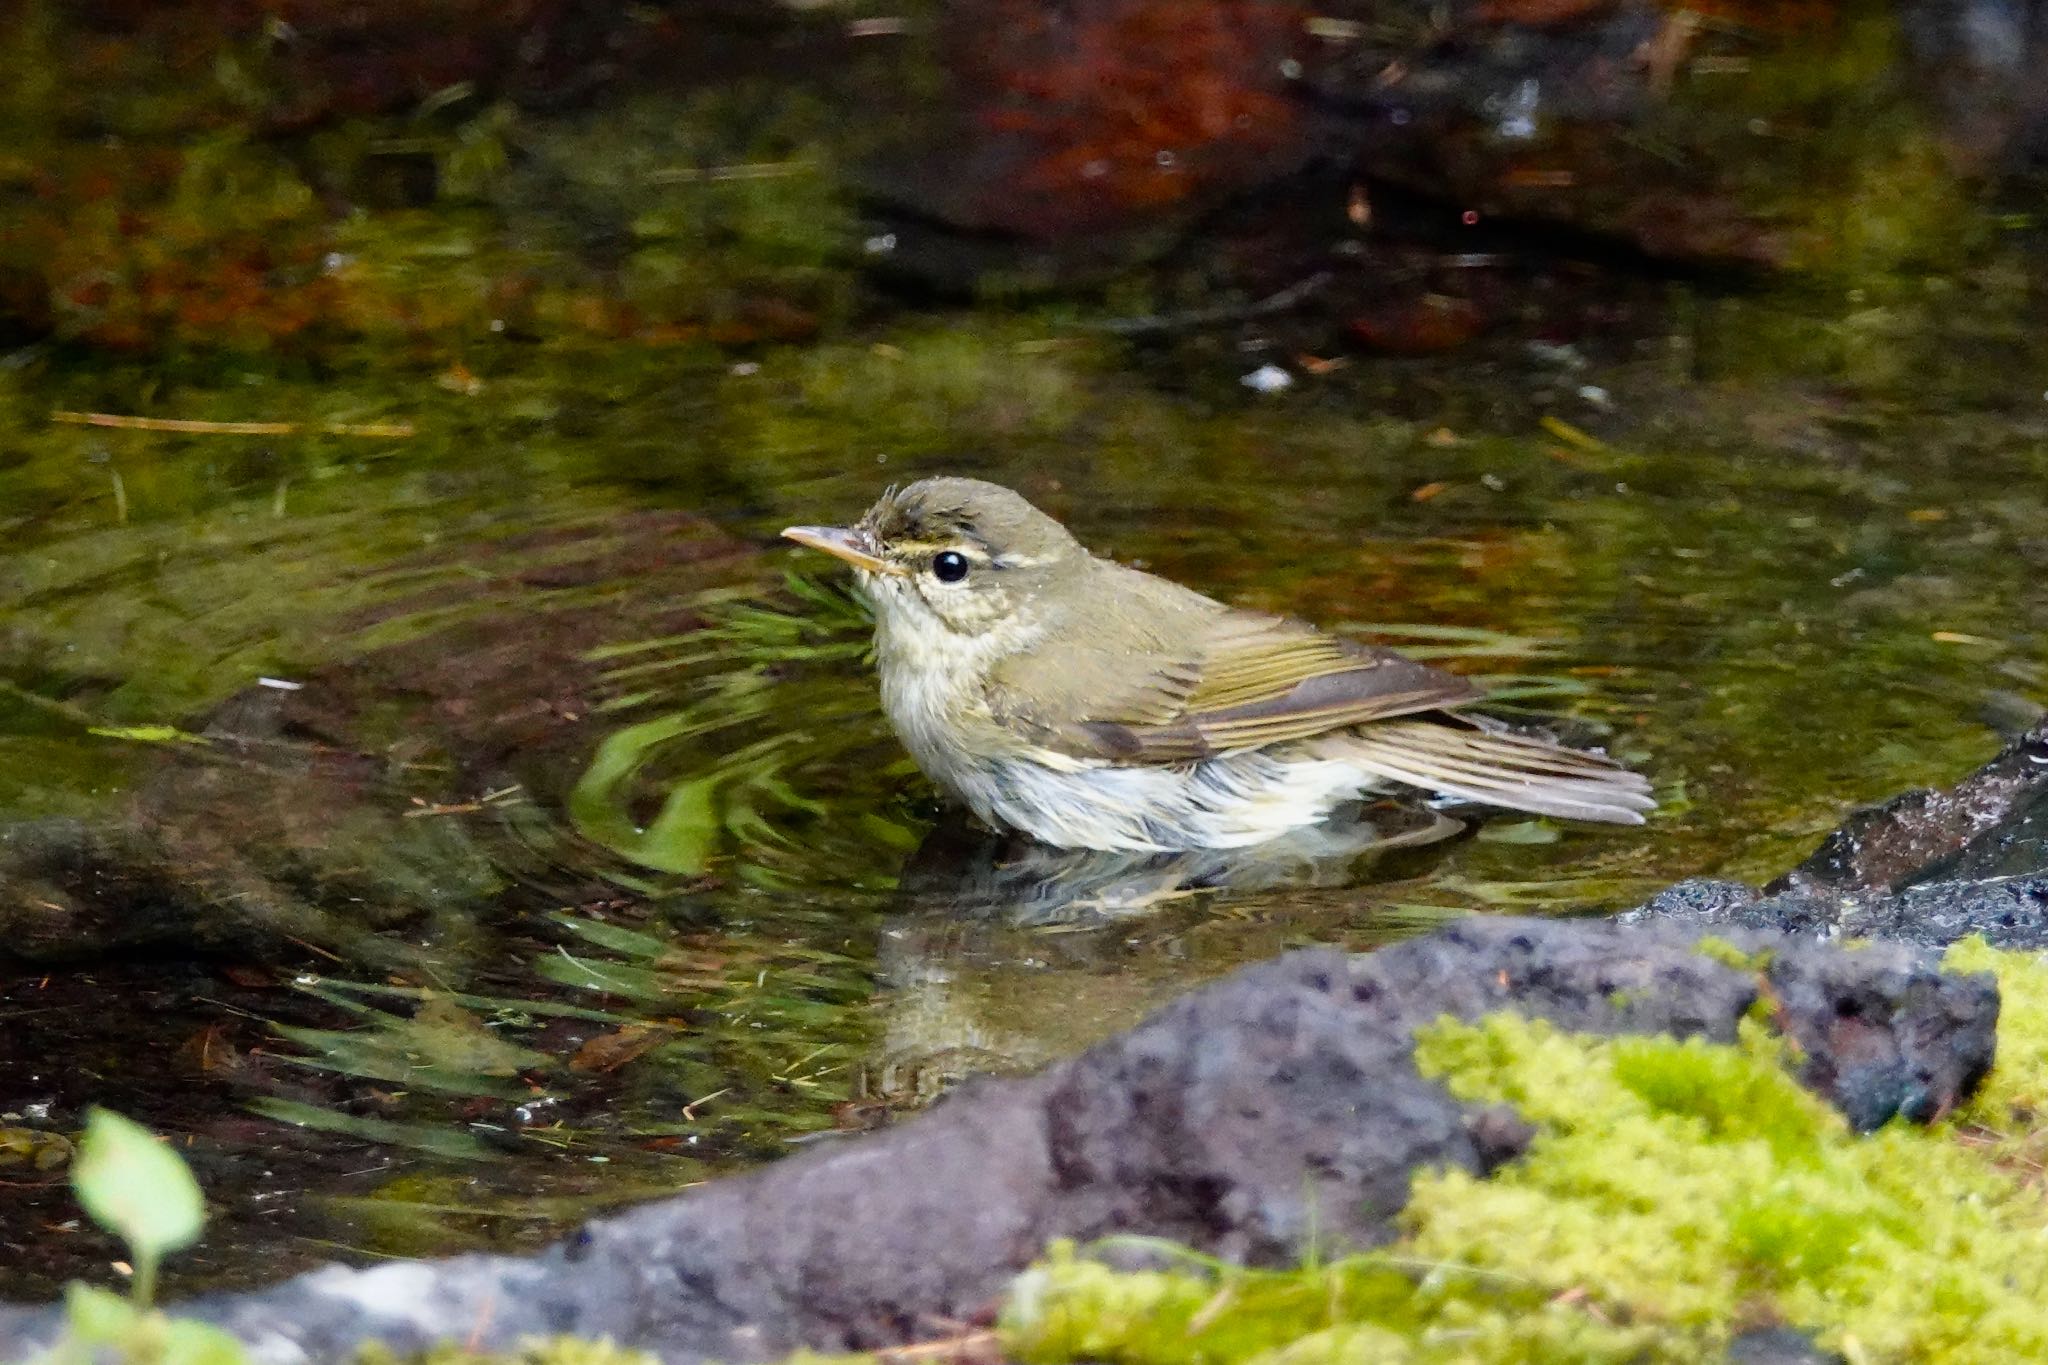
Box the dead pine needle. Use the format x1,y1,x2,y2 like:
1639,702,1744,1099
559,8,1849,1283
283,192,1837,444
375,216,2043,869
51,410,415,438
874,1329,999,1362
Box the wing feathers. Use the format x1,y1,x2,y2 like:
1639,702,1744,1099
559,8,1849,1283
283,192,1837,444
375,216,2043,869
1196,687,1462,750
1334,720,1655,825
1002,594,1648,826
1187,631,1360,710
1077,613,1482,762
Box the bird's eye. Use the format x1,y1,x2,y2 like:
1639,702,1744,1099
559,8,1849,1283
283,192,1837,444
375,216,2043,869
931,550,970,583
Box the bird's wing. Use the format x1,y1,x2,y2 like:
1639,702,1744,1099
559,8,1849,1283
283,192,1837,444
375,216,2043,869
998,607,1483,765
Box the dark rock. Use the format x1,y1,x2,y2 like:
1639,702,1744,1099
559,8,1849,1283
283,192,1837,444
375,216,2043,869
1629,875,2048,954
0,917,1996,1363
1778,715,2048,895
0,511,744,966
1627,717,2048,952
863,0,2048,279
1727,1325,1841,1365
1632,877,1764,923
1761,927,1998,1127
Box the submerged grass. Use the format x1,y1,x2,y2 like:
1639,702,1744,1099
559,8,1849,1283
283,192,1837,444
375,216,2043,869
568,570,916,886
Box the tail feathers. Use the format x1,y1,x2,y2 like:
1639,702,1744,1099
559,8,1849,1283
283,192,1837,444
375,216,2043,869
1336,719,1655,825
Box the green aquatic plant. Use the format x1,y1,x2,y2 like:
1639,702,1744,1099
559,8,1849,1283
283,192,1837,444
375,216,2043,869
247,901,881,1168
535,906,878,1144
568,571,917,885
996,948,2048,1363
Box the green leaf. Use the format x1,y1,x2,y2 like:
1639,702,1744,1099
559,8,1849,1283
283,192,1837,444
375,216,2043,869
161,1314,253,1365
61,1283,139,1344
86,724,208,746
72,1110,206,1262
59,1287,250,1365
636,775,721,875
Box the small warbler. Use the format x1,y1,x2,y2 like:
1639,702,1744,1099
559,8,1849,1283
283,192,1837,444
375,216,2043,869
786,478,1652,853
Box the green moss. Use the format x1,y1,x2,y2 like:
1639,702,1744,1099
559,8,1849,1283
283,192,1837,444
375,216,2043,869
997,958,2048,1364
1691,935,1774,974
1406,1013,2048,1359
1000,1241,1666,1364
1947,937,2048,1127
358,1339,658,1365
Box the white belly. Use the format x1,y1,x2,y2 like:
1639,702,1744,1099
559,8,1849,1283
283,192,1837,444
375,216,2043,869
880,665,1375,851
963,749,1378,852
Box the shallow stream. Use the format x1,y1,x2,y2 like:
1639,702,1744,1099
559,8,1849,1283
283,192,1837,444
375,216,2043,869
2,7,2046,1302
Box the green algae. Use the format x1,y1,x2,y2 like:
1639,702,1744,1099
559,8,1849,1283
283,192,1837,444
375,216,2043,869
996,948,2048,1364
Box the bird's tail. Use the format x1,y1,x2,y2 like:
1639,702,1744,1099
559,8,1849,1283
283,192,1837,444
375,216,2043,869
1329,718,1655,825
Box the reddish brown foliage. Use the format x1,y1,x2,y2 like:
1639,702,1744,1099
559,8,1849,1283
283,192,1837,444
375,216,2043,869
1474,0,1618,26
961,0,1308,236
1346,293,1488,355
1674,0,1838,34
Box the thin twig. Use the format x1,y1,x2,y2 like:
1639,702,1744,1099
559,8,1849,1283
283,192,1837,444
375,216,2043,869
645,160,815,186
1085,272,1333,337
51,411,415,438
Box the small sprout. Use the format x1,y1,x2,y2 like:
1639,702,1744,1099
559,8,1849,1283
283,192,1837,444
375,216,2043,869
73,1109,206,1307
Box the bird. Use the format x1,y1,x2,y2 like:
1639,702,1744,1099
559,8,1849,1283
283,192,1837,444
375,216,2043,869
783,477,1653,853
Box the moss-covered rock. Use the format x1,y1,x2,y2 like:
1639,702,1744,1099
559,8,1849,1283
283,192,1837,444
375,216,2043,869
997,943,2048,1363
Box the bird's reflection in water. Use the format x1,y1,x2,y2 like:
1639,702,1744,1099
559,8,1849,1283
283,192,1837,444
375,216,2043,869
896,801,1465,922
857,803,1467,1109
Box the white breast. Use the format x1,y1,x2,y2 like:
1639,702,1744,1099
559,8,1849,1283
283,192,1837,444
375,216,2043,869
873,601,1056,822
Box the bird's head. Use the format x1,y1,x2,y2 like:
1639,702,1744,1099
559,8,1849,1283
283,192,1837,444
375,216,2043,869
783,478,1085,647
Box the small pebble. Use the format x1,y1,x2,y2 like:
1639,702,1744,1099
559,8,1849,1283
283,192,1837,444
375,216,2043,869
1240,364,1293,394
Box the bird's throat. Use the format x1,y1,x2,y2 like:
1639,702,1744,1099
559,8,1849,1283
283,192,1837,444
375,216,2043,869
873,608,1040,797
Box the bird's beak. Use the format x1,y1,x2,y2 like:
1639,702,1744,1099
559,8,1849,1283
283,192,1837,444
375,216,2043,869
781,525,905,576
